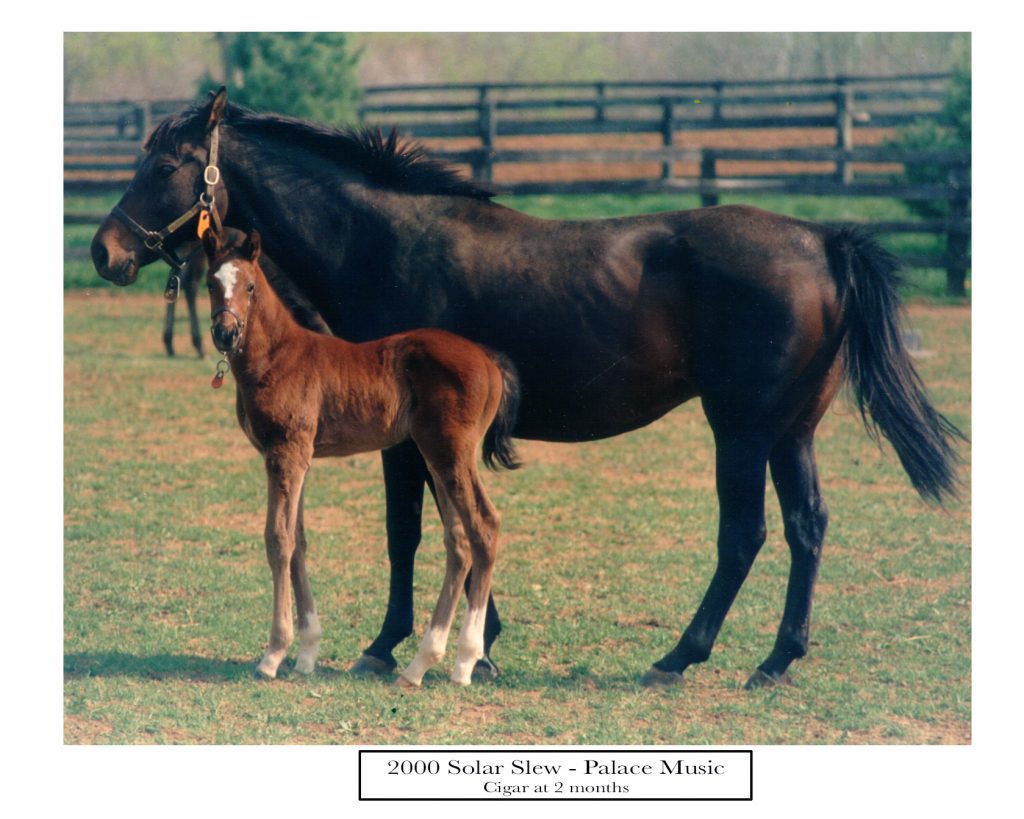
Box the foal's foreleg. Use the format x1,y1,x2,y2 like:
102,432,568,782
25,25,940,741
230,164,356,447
291,489,322,675
255,447,310,680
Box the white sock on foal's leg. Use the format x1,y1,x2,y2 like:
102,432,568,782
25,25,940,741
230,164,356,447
398,625,451,687
451,605,487,685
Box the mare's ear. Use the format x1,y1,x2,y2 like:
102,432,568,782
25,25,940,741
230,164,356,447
203,86,228,134
201,226,222,260
242,230,262,261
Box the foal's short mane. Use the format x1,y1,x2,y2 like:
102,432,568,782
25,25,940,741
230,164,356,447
146,102,495,201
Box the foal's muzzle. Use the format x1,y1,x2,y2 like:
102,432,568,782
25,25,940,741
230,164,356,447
211,308,244,354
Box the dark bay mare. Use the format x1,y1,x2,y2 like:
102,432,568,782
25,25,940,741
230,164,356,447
92,89,963,688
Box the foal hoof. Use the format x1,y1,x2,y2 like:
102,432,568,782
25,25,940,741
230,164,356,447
640,666,685,687
471,657,499,682
744,669,793,690
350,653,397,678
253,667,277,682
395,674,421,690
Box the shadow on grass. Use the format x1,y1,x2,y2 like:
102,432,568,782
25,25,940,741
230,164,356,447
64,651,667,692
65,652,259,682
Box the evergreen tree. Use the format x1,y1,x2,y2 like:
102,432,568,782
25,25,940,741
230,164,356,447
203,33,362,125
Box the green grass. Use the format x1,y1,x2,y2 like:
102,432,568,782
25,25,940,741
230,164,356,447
63,291,970,745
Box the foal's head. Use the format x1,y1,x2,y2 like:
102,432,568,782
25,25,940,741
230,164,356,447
202,227,263,354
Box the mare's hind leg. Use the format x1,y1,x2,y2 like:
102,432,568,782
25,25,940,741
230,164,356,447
255,445,311,680
643,431,771,686
291,488,322,675
745,432,828,689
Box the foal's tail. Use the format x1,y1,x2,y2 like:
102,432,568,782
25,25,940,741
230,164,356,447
482,351,522,471
828,225,965,504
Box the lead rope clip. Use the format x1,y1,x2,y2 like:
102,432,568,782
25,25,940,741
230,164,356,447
211,356,229,389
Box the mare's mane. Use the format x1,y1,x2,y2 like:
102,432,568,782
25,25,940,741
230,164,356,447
146,102,494,201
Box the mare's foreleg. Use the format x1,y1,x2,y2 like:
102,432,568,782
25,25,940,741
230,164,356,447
643,432,770,685
255,445,310,680
353,441,427,675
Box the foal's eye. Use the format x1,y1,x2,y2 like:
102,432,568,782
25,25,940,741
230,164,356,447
246,282,256,293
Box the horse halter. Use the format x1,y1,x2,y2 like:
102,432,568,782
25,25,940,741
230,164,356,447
209,279,256,388
111,123,224,298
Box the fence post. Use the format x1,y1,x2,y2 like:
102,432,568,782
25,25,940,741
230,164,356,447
946,162,970,297
134,101,152,143
474,87,497,183
700,150,719,207
834,79,854,185
660,98,674,181
711,80,725,123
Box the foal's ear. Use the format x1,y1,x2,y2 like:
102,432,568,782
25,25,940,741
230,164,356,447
242,230,262,261
203,86,228,134
201,226,223,259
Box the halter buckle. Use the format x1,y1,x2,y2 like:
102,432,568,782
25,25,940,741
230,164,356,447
204,165,221,187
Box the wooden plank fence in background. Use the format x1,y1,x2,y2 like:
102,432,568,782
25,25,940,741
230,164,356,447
64,73,970,293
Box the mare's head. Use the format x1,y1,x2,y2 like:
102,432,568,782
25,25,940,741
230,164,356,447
91,89,230,285
203,227,262,355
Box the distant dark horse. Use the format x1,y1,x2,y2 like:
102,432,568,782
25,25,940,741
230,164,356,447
92,90,962,688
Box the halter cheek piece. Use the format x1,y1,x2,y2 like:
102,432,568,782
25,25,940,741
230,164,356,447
111,123,224,301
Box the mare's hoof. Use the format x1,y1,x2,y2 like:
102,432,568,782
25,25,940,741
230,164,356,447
744,669,793,690
472,657,499,682
350,653,396,677
395,674,421,690
640,667,684,687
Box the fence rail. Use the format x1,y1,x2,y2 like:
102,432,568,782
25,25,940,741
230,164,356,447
64,73,970,292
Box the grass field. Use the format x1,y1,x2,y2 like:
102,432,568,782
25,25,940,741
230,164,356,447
64,280,970,744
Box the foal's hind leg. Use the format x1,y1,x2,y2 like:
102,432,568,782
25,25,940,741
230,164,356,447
745,432,828,689
397,483,472,687
643,431,771,685
449,465,501,685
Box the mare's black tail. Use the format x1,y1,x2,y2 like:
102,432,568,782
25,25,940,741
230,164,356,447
482,351,522,471
828,225,965,504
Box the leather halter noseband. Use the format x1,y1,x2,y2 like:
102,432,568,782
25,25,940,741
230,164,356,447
111,124,224,276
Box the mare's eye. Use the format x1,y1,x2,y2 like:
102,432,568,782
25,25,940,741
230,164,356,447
156,164,177,178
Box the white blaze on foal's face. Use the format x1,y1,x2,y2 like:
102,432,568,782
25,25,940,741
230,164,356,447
213,261,240,300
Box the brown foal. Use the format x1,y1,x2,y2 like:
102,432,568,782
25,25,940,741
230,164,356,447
203,228,520,686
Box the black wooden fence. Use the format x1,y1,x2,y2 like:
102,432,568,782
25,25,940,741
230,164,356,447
64,73,970,293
